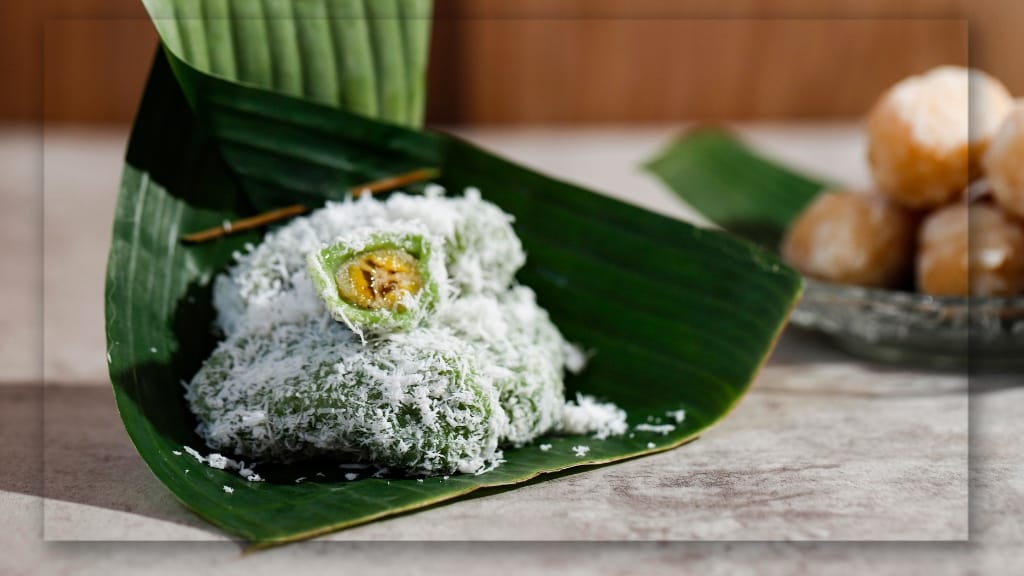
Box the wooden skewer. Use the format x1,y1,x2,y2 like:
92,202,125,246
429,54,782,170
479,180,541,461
350,167,439,197
182,168,440,244
182,204,309,243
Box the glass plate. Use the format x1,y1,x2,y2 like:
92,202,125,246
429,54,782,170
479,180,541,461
791,279,1024,368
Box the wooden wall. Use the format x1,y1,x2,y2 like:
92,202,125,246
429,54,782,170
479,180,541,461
2,0,1019,125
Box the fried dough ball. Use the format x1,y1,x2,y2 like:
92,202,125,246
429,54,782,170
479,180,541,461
917,202,1024,296
969,76,1016,173
782,191,917,288
916,203,969,295
984,103,1024,220
866,66,1013,209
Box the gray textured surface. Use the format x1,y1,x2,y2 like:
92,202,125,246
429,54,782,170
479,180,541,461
0,126,1014,575
4,374,1020,575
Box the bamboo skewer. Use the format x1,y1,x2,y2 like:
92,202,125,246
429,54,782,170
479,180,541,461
350,167,439,198
182,204,309,244
182,168,440,244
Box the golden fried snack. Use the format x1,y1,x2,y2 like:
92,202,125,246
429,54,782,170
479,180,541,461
917,202,1024,296
984,104,1024,220
916,203,968,295
866,67,1012,209
782,191,917,288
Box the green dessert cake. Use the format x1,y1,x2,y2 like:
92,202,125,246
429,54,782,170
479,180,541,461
188,187,626,476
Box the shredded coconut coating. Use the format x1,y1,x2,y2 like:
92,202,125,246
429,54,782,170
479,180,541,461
215,187,525,335
188,324,506,474
444,187,526,295
440,288,570,446
190,188,628,476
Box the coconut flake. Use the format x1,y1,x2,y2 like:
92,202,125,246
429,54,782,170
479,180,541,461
635,423,676,436
666,409,687,424
183,446,205,464
558,394,628,440
206,453,237,470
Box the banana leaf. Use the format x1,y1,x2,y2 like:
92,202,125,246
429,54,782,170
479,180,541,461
140,0,432,125
644,129,828,249
105,47,802,544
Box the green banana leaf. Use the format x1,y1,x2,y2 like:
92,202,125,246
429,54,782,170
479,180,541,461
140,0,432,126
105,43,802,543
644,129,829,249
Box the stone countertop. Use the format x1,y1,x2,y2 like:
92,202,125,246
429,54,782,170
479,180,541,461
1,125,1017,574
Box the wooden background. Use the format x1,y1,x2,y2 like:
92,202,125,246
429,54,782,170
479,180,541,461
1,0,1019,125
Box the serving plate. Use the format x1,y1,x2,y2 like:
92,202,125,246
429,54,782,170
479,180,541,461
795,280,1024,367
646,128,1024,367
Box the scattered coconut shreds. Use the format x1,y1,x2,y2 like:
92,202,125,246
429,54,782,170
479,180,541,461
666,409,687,424
563,343,590,374
539,443,552,452
557,393,628,440
223,486,234,494
646,442,656,449
634,423,676,436
207,453,235,470
183,446,205,464
571,445,590,458
182,445,267,480
473,450,505,475
345,473,359,481
238,465,264,482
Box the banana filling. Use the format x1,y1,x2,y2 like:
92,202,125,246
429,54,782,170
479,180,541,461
336,249,422,310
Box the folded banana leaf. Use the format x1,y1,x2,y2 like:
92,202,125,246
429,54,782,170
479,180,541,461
644,129,828,249
104,18,802,545
141,0,432,125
